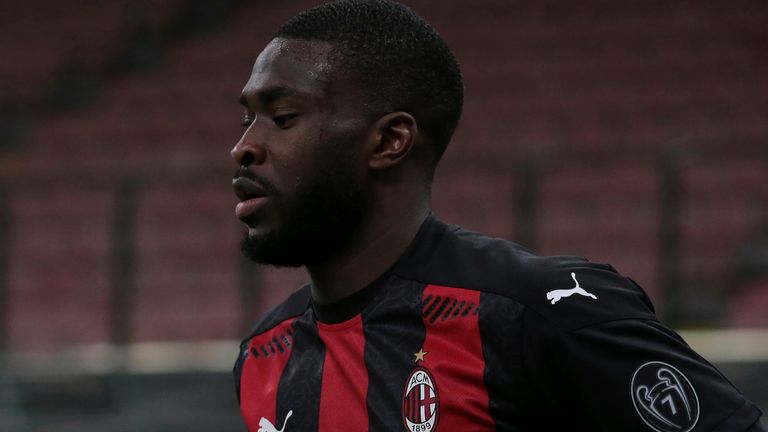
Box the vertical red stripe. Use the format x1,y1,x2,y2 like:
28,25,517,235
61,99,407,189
408,390,414,420
415,386,420,421
421,285,494,430
413,387,419,421
240,319,295,431
317,315,369,431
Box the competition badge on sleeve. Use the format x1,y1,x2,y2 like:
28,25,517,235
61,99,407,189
631,361,700,432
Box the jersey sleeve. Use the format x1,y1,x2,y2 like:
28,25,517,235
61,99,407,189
522,311,764,431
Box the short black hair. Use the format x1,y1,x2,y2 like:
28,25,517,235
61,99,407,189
275,0,463,170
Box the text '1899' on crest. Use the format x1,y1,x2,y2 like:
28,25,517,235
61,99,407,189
402,367,439,432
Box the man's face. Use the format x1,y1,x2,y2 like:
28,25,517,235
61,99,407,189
231,38,373,267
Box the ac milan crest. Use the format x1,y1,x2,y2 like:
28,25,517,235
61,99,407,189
402,367,439,432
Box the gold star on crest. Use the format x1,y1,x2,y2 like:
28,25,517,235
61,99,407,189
414,348,428,363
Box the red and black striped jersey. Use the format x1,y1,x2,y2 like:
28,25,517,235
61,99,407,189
234,215,764,431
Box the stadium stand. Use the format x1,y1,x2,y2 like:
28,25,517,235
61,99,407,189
0,0,183,105
536,160,660,298
1,0,766,344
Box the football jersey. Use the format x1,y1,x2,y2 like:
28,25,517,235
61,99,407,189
234,215,764,431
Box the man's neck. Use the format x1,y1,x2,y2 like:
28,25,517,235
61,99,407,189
307,202,430,305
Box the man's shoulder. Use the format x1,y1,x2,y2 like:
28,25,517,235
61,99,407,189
242,284,311,342
398,219,658,330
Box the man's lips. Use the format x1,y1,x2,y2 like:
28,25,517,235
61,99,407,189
233,177,269,220
235,197,267,220
233,177,267,200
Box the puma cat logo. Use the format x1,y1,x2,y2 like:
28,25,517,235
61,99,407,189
258,410,292,432
546,273,597,305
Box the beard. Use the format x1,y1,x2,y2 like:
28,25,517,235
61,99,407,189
239,157,370,267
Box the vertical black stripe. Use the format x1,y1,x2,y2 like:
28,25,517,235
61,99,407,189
276,311,324,430
478,291,541,430
362,277,427,431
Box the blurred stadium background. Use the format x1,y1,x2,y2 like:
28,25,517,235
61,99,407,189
0,0,766,430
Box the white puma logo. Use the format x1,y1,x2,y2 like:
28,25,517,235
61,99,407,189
258,410,292,432
546,273,597,304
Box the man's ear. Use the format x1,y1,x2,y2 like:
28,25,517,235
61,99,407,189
368,112,418,171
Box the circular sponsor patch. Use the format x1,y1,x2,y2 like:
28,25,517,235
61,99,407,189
631,361,700,432
402,367,439,432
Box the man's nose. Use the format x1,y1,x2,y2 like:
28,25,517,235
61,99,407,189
231,125,267,166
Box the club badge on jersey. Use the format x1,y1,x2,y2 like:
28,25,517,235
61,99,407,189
403,349,440,432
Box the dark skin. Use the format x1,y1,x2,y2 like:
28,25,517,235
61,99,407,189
231,38,431,305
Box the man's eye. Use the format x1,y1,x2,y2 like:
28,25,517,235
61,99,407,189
241,115,254,127
273,114,298,129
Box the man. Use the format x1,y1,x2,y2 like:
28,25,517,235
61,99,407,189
230,1,764,430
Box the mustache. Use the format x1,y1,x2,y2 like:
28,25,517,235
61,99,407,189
233,166,279,196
